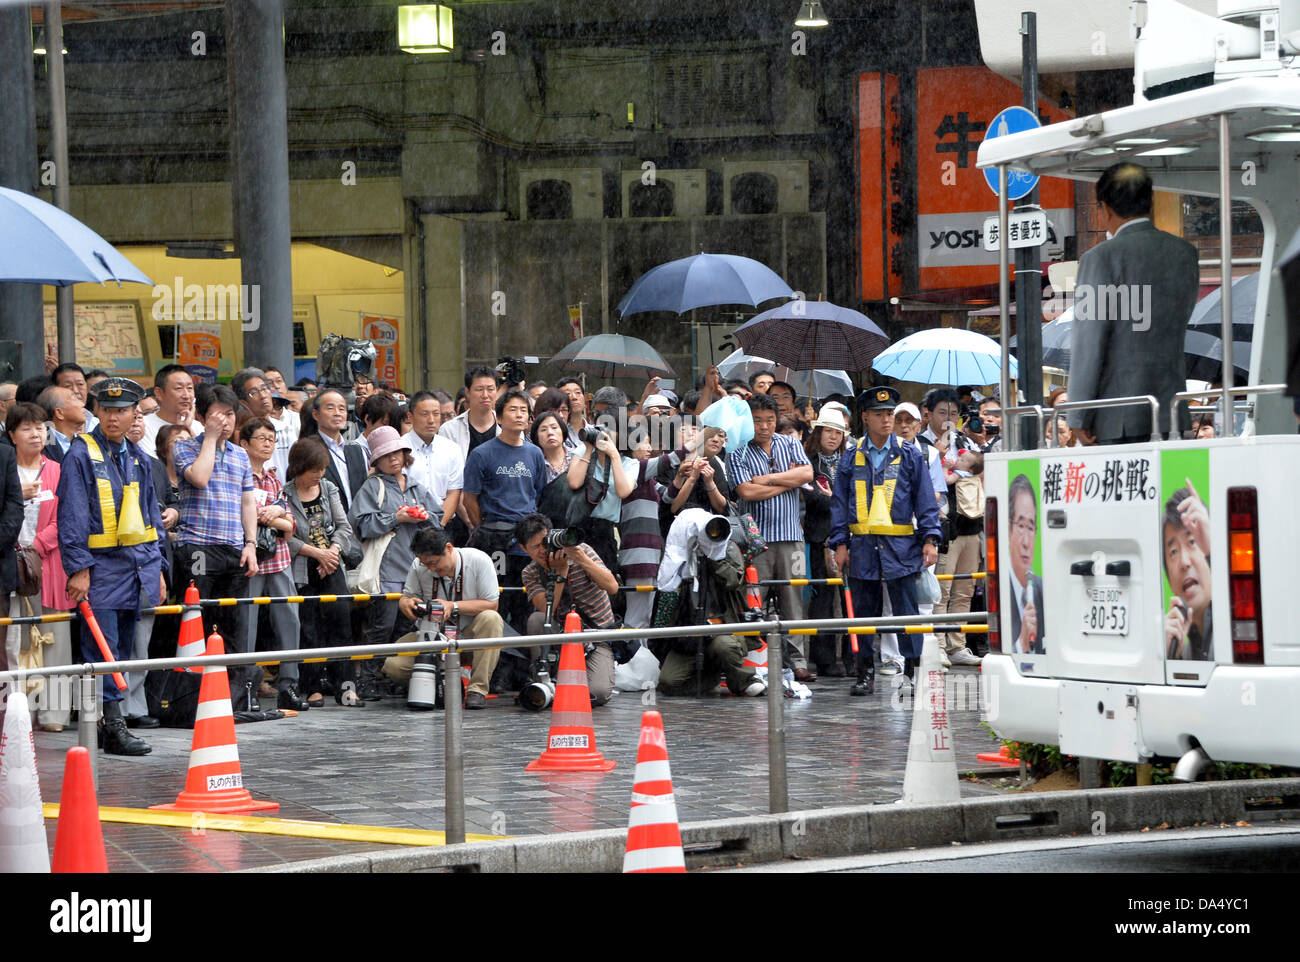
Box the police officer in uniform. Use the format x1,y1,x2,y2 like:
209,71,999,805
829,387,941,695
57,378,167,755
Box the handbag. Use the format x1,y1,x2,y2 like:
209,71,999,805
18,596,53,696
353,479,395,594
254,524,280,562
536,457,609,529
15,544,41,597
728,508,768,562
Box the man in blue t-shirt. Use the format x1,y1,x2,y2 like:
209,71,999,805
463,389,547,633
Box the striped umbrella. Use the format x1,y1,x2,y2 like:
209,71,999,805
551,333,675,380
1183,272,1256,383
734,300,889,372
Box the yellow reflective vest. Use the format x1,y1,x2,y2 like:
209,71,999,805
80,433,158,549
848,447,915,537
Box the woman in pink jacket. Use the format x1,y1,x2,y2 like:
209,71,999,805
7,402,74,731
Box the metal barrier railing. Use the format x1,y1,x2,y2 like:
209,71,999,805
0,610,987,843
1172,383,1286,437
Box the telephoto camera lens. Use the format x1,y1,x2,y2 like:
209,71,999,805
702,515,732,544
578,424,603,444
519,668,555,712
407,653,439,711
544,527,582,551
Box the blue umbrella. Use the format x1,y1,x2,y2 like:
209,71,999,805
871,327,1017,386
616,252,794,316
734,300,888,372
0,186,152,287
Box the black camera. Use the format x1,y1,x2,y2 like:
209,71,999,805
496,356,527,387
544,527,582,551
413,600,445,620
577,424,605,445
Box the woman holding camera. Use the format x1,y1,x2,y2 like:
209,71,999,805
284,438,361,707
566,424,633,574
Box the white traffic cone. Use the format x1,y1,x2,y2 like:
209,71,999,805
900,631,961,804
0,692,51,871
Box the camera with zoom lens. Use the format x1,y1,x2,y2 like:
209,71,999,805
544,527,582,552
413,600,445,621
577,423,605,445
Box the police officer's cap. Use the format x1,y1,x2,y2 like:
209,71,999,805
90,377,146,409
857,386,900,412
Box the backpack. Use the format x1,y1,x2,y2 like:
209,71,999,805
955,474,985,520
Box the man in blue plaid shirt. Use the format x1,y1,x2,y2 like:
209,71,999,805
728,392,815,680
173,383,260,656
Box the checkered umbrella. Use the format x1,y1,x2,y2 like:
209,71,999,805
733,301,889,372
552,333,675,380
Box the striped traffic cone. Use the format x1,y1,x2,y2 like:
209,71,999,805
622,710,685,873
742,641,767,670
525,611,616,773
175,582,205,669
0,692,50,872
150,629,279,814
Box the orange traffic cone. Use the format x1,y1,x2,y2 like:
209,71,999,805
525,611,616,773
175,582,205,669
742,640,767,670
623,710,685,873
150,629,279,814
52,747,107,873
976,744,1020,768
743,565,763,615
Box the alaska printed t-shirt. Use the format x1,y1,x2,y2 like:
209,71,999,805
463,437,548,526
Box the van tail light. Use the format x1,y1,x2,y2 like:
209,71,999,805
1227,486,1263,664
984,496,1000,652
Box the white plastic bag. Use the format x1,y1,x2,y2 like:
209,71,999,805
915,566,942,605
613,644,661,692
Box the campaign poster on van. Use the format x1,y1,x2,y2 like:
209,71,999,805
1005,458,1045,656
1159,449,1211,662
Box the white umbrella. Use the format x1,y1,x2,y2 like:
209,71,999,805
715,349,853,399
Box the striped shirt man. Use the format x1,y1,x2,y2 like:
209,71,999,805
728,433,810,543
522,543,615,629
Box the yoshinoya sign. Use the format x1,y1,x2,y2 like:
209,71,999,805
919,208,1071,269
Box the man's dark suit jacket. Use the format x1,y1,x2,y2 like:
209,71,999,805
324,441,369,508
1008,572,1046,655
1067,219,1199,441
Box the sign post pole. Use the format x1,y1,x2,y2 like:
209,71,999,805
1015,12,1044,450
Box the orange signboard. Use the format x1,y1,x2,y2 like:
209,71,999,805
915,66,1075,289
177,322,221,384
363,315,401,387
858,72,903,302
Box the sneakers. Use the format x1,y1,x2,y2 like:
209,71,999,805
939,651,953,668
744,679,767,696
879,661,903,675
948,648,983,666
465,691,487,709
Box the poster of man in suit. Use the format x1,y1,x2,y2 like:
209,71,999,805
1007,472,1045,654
1161,449,1212,661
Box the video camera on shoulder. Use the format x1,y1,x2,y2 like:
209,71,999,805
496,355,538,388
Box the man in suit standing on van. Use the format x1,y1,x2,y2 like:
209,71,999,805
1068,162,1199,445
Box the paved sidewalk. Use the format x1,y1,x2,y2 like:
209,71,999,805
32,667,1009,871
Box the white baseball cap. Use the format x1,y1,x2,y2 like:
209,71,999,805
893,402,922,421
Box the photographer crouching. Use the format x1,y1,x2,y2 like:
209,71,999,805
389,527,504,709
514,512,617,707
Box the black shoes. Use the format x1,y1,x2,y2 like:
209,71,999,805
850,662,875,697
464,691,487,709
125,714,160,729
277,685,310,711
100,703,152,756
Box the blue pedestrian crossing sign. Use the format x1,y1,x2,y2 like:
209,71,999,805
982,106,1041,201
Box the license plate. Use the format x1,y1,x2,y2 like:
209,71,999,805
1082,586,1128,635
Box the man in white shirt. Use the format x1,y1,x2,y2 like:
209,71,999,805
139,364,203,459
404,390,463,528
438,366,501,458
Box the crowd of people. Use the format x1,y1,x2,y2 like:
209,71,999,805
0,355,1014,756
